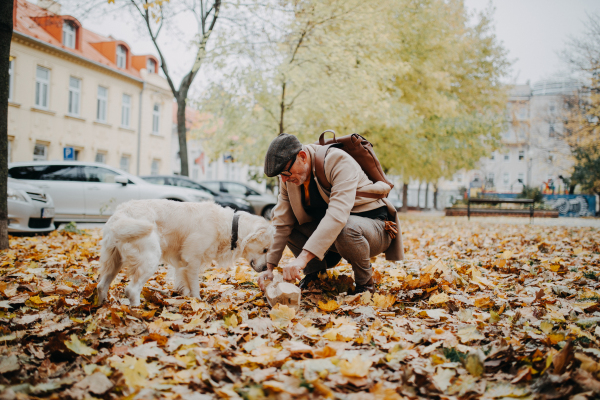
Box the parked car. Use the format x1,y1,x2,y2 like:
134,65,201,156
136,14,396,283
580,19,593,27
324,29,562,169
7,178,55,234
140,175,254,214
201,181,277,220
8,162,213,226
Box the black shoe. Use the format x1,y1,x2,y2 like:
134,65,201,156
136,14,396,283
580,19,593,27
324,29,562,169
298,272,321,290
354,277,375,294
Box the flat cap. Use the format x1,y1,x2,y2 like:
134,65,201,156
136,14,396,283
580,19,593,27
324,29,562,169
264,133,303,177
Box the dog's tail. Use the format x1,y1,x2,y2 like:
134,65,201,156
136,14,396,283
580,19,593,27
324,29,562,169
97,217,154,304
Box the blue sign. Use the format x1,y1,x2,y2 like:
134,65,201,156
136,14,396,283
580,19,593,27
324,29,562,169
63,147,74,160
481,193,597,217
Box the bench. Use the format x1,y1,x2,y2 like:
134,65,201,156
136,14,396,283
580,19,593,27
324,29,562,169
467,198,535,221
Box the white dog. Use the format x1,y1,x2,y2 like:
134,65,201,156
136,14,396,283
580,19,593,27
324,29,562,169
97,199,274,306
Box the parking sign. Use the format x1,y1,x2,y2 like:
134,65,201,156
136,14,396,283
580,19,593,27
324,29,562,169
63,147,74,160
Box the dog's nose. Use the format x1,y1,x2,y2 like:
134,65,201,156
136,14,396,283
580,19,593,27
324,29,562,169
262,265,268,272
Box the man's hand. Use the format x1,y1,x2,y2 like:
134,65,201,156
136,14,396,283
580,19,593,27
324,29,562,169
282,250,316,282
258,263,276,291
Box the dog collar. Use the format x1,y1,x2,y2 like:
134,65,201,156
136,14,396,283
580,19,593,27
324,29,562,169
231,212,240,250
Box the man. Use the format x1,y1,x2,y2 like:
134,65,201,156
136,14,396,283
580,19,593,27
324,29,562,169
258,133,403,293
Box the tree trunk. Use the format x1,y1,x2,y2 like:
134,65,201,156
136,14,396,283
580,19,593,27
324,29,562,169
279,82,286,134
416,182,421,211
401,183,408,213
0,0,13,250
433,184,438,210
424,182,429,210
176,97,189,177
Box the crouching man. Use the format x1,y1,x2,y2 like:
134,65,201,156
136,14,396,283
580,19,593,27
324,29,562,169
258,133,404,294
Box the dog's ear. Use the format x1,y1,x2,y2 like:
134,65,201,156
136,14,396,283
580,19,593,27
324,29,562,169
240,225,273,250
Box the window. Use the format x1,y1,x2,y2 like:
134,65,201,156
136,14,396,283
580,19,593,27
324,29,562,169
68,77,81,116
97,86,107,123
490,152,495,161
518,173,524,183
121,94,131,128
33,143,47,161
63,21,76,49
504,153,510,162
35,66,50,109
9,165,81,181
116,45,126,69
151,159,160,175
223,182,257,197
119,155,130,172
8,140,12,163
548,155,554,164
95,152,106,163
82,166,119,183
487,172,494,185
8,58,13,102
74,149,80,161
203,182,220,192
503,172,510,185
152,103,160,134
518,150,524,161
146,58,156,73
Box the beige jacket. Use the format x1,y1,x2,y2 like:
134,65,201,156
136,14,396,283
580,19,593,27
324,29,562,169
267,144,404,266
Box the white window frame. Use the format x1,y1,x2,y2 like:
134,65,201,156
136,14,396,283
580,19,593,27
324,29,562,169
35,66,50,110
95,152,106,163
151,159,160,175
518,150,524,161
152,103,160,134
146,58,156,73
121,94,131,128
518,173,524,183
503,172,510,186
33,143,48,161
8,58,14,102
116,45,126,69
120,155,130,172
63,21,76,49
504,153,510,162
68,77,81,117
97,86,108,123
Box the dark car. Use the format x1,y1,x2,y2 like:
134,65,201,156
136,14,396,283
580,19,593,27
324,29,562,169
140,175,254,213
201,181,277,220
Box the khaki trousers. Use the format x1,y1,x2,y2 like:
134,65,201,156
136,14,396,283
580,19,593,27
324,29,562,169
286,215,392,286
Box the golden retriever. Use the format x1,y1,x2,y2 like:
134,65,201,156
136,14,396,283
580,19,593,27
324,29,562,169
97,199,274,306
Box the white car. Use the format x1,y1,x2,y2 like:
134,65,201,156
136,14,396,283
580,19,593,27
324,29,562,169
8,161,213,225
7,178,55,233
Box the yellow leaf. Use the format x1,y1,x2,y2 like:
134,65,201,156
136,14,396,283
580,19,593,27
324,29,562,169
323,324,357,342
540,320,554,334
339,355,372,377
372,293,395,308
318,300,339,312
457,325,485,343
501,250,513,259
360,291,372,305
110,356,148,387
182,317,203,332
64,334,98,356
270,304,295,327
573,247,584,255
148,319,174,335
28,295,44,305
429,292,450,305
160,310,183,321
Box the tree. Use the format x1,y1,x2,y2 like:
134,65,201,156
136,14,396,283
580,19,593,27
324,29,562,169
99,0,221,177
0,0,13,249
560,13,600,194
198,0,509,185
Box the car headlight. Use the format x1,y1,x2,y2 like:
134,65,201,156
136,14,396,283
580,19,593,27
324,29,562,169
7,188,28,203
234,198,251,207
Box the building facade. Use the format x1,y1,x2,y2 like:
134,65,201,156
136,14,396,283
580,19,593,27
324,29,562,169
8,0,173,175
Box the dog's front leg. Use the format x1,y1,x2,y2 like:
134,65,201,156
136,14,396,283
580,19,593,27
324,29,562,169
183,263,201,299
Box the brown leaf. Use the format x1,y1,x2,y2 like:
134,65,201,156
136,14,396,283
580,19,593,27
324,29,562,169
553,341,574,375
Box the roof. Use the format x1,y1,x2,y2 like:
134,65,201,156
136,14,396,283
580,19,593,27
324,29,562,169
14,0,159,81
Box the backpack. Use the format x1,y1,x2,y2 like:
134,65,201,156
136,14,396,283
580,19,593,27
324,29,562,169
314,130,393,199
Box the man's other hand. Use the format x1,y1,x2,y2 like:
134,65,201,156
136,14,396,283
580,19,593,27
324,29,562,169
258,263,276,291
282,250,316,282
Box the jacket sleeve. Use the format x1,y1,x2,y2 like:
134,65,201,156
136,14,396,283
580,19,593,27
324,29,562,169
303,151,360,260
266,177,297,266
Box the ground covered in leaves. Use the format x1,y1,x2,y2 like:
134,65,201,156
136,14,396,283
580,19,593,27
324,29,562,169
1,217,600,399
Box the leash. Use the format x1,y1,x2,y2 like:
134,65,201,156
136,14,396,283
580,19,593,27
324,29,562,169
231,212,241,250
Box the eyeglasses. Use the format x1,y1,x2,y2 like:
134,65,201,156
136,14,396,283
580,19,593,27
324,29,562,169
280,153,297,177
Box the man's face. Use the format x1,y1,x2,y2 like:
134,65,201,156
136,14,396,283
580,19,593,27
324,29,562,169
281,150,311,186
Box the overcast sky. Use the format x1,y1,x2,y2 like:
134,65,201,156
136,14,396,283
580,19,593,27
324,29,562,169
64,0,600,87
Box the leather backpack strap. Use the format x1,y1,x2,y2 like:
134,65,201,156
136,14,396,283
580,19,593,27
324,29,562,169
315,145,387,199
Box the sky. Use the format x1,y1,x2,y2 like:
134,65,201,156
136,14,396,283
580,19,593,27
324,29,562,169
62,0,600,88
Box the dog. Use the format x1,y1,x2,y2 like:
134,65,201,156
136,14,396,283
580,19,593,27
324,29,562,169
97,199,274,306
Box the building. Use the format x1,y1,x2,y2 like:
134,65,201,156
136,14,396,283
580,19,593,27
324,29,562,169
435,78,579,207
8,0,173,175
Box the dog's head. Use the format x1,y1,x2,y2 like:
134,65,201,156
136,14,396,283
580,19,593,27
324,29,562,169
240,217,275,273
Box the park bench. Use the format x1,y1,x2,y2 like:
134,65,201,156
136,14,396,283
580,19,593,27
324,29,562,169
467,198,535,222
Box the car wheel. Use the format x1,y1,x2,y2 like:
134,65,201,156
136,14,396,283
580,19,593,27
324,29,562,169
262,205,274,220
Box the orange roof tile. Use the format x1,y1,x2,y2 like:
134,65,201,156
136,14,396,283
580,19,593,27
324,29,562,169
14,0,150,80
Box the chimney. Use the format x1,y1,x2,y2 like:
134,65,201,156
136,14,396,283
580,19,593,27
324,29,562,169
37,0,61,14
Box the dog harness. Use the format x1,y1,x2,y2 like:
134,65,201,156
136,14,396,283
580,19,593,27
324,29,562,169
231,212,241,250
